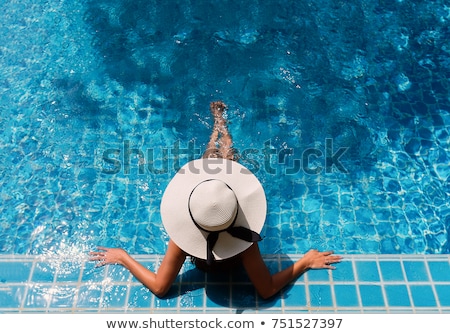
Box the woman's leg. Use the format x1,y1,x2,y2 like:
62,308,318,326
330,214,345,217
203,101,238,161
203,125,220,158
202,102,222,158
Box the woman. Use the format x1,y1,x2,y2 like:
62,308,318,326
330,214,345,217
90,101,342,299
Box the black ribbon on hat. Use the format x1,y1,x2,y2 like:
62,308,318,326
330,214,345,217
188,180,262,266
204,216,262,266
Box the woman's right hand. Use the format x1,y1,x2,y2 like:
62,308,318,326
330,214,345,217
89,247,128,267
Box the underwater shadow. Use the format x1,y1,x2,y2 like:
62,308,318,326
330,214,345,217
161,259,297,312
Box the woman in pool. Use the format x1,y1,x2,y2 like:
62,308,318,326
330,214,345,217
90,101,342,299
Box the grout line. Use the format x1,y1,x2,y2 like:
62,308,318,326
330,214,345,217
19,257,36,311
97,264,109,312
375,256,389,312
328,268,337,312
304,270,311,311
424,259,441,312
124,274,132,312
351,258,363,312
400,258,416,313
72,259,86,311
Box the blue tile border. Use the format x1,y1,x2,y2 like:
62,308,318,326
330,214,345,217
359,285,385,307
428,262,450,281
379,261,404,281
334,285,359,307
308,284,333,308
0,262,32,283
384,285,410,307
355,261,380,282
0,254,449,313
403,261,429,282
410,286,437,307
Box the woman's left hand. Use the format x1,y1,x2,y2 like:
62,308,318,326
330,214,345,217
303,250,343,269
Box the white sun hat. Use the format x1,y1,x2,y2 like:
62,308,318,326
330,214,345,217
160,158,267,264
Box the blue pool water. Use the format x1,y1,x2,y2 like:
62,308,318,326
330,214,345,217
1,0,449,261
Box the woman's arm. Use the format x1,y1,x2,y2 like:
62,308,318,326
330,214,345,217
89,239,186,297
241,243,342,299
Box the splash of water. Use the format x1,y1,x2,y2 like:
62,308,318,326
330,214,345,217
38,241,91,275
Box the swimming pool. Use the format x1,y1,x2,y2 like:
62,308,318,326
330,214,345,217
0,0,450,313
0,0,449,313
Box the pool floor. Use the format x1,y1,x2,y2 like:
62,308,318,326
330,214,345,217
1,254,449,313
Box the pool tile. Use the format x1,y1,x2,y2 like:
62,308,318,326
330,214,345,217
107,265,131,282
179,288,204,309
403,261,429,282
428,261,450,281
410,285,436,307
231,284,259,309
355,261,380,282
434,285,450,306
23,284,52,309
101,285,128,308
334,285,359,307
179,265,206,284
76,284,102,308
379,261,404,281
128,285,153,308
359,285,385,307
205,284,230,308
309,284,333,307
307,269,330,282
384,285,410,307
331,261,355,282
153,291,179,309
284,284,306,307
49,285,77,308
80,263,107,282
0,262,32,283
55,263,82,282
32,262,56,283
0,285,26,308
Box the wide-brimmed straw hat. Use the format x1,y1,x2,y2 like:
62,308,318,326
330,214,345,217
161,158,266,264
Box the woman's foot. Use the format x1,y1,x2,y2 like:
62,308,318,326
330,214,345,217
210,101,227,119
